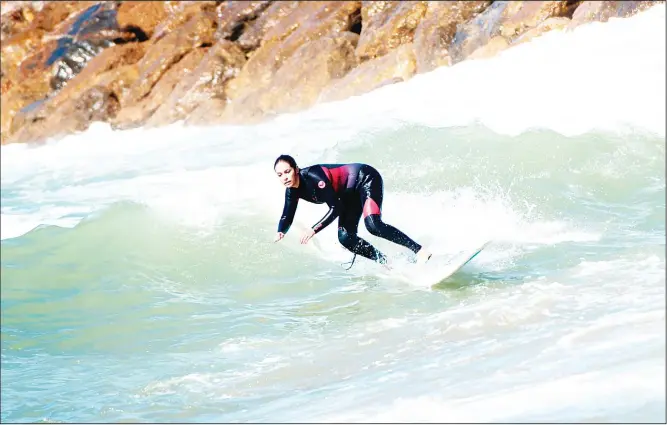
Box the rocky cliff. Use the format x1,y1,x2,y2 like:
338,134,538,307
1,0,661,145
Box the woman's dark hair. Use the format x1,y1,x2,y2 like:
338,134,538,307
274,154,297,170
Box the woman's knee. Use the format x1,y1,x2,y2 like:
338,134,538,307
338,227,357,249
364,215,384,236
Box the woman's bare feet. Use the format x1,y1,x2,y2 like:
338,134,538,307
415,248,432,265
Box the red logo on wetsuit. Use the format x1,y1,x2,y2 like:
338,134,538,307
318,181,325,188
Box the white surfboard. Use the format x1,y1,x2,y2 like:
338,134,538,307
385,240,491,288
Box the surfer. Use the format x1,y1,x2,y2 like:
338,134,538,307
273,154,432,269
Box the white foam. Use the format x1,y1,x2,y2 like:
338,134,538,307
325,360,664,422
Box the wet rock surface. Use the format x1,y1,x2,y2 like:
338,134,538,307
1,0,663,144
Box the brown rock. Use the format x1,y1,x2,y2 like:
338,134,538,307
412,1,491,73
122,12,218,107
112,47,210,130
355,1,427,60
95,64,141,106
224,31,359,122
21,2,139,92
1,2,143,143
569,0,662,27
1,27,46,82
147,40,246,127
512,17,571,46
29,1,98,33
45,42,147,110
467,35,510,60
1,87,33,142
9,42,146,129
215,0,273,41
319,42,416,103
447,2,510,64
185,98,229,126
2,59,52,140
1,2,37,42
449,0,578,63
5,62,142,145
7,83,121,145
500,1,579,39
150,1,218,43
116,1,170,39
0,1,97,79
226,1,361,103
236,1,301,52
1,1,95,42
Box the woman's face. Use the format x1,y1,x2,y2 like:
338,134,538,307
275,160,298,188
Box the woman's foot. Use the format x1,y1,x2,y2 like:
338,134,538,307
415,248,432,265
378,253,392,270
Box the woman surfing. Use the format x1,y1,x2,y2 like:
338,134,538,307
273,154,432,269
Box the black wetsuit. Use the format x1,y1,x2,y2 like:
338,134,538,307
277,163,422,264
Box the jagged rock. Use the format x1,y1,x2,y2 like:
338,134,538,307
46,42,147,108
512,17,571,46
116,1,170,39
8,83,121,144
355,1,427,60
111,47,210,130
412,1,491,73
9,43,146,135
236,1,301,52
569,0,662,27
467,35,510,60
1,27,46,84
185,98,229,126
120,11,217,108
1,2,38,42
319,42,416,103
1,2,95,82
1,2,141,143
448,1,578,63
1,1,96,41
146,40,246,127
223,31,359,122
215,1,273,42
499,1,579,39
225,1,361,105
150,1,218,43
6,44,145,144
447,1,510,64
46,2,140,92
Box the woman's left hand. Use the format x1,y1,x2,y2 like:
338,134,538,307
300,228,315,244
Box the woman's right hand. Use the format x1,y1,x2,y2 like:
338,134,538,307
274,232,285,242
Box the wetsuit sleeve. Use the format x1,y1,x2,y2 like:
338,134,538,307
309,170,343,234
277,189,298,233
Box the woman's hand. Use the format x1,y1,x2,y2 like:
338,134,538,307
300,228,315,244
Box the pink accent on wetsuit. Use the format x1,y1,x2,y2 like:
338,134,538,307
363,198,381,218
320,165,351,193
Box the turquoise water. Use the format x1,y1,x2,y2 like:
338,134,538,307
1,5,665,423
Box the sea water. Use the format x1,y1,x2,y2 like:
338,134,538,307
1,5,665,423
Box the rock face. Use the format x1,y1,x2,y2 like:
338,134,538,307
448,1,580,64
0,0,663,144
412,1,491,73
320,42,416,103
1,1,143,142
354,1,427,60
569,0,660,26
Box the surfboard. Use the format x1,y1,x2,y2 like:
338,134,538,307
385,239,491,288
